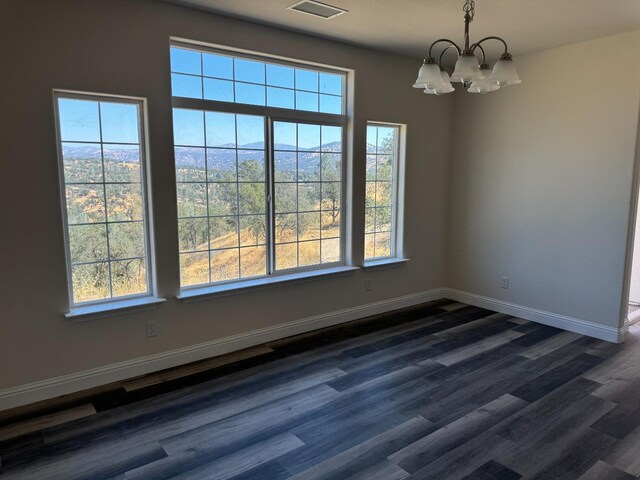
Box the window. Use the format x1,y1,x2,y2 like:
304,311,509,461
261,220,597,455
365,123,403,262
171,43,346,289
273,121,342,270
54,92,154,307
174,110,269,285
170,45,344,114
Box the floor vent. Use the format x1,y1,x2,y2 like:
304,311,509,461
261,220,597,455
288,0,348,20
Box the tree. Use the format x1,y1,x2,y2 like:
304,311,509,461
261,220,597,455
297,211,317,240
321,153,341,224
376,131,395,182
379,130,396,155
238,159,266,244
179,218,208,250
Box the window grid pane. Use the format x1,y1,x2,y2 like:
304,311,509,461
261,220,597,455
365,124,399,262
171,46,344,114
57,96,150,305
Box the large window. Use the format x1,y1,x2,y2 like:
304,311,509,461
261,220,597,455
54,92,153,306
365,123,403,262
171,43,346,289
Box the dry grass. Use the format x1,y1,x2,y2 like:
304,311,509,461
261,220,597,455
180,215,341,286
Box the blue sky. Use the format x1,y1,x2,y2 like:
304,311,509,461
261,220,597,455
170,47,343,114
58,99,139,144
173,109,342,150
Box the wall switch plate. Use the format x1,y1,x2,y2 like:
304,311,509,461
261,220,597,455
145,320,158,338
364,278,372,292
501,276,510,289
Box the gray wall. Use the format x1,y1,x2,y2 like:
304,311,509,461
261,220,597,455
448,30,640,328
0,0,452,389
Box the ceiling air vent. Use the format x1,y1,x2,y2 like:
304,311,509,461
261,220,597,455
288,0,348,20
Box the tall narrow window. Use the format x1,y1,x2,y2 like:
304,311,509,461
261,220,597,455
54,92,154,307
170,42,346,290
365,123,403,262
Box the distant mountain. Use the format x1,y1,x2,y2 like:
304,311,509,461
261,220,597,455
63,141,343,171
242,142,265,150
175,142,342,170
63,144,139,161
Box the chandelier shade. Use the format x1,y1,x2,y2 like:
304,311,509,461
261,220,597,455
438,70,455,93
413,61,443,89
413,0,521,95
450,53,481,83
468,65,500,94
490,54,522,86
424,70,455,95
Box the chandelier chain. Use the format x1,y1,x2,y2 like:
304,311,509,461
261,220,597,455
463,0,475,20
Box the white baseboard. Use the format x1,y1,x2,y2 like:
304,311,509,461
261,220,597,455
442,288,626,344
0,289,446,412
1,287,625,412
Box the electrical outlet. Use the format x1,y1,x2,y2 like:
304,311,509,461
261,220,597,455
364,278,372,292
145,320,158,338
501,276,510,289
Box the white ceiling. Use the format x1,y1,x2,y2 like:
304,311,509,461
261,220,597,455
167,0,640,61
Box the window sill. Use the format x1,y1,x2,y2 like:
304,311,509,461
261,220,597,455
177,265,359,303
363,257,410,269
65,296,166,322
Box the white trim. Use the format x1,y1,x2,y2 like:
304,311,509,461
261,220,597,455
362,258,409,269
442,288,626,343
620,107,640,339
66,296,166,321
0,289,445,412
170,37,352,74
4,287,626,412
364,121,405,262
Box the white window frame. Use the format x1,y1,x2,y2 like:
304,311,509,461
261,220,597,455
364,121,407,266
53,90,161,317
170,39,351,294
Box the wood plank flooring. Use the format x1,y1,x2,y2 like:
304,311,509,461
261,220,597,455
2,299,640,479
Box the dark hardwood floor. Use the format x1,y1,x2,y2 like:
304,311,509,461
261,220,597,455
2,299,640,479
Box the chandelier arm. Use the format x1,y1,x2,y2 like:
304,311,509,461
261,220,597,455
438,45,460,68
471,36,510,55
427,39,462,61
473,44,486,64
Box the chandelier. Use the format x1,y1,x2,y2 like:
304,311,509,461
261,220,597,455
413,0,521,95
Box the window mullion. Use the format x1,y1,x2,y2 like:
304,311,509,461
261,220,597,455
97,102,115,300
391,130,400,258
204,112,213,285
266,116,276,275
